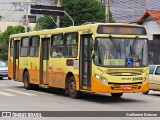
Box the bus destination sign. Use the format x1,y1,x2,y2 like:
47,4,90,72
97,25,147,35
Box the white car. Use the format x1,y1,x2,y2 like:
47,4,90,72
143,65,160,94
0,61,8,80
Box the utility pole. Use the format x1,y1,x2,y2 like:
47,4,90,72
24,3,29,33
55,0,61,28
105,0,110,23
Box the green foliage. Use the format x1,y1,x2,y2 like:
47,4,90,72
0,25,25,42
0,25,25,61
35,0,115,29
0,41,8,61
35,16,56,30
109,11,115,23
61,0,105,27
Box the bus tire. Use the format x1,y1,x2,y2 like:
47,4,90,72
68,76,81,99
111,93,123,97
23,71,38,90
142,90,149,95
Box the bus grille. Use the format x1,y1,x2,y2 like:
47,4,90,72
110,84,141,90
106,69,143,76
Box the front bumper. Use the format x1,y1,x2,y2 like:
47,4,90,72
0,73,8,77
91,76,149,93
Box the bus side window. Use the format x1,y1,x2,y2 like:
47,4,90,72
64,32,78,58
50,34,63,57
20,37,29,57
10,39,14,57
29,36,40,57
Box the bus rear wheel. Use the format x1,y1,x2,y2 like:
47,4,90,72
23,71,38,90
111,93,123,97
68,76,81,99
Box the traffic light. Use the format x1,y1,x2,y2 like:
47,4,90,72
30,5,64,16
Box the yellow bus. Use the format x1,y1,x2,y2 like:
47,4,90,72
8,23,149,98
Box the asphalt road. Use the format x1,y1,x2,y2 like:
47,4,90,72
0,78,160,120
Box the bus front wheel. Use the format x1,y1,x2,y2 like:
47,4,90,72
111,93,123,97
68,76,81,99
142,91,149,95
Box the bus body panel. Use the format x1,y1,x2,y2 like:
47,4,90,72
8,23,149,95
8,57,14,79
91,75,149,93
28,57,40,84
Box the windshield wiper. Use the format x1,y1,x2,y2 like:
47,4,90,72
130,36,139,54
109,35,121,59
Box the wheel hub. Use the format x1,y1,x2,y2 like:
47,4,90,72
70,82,76,93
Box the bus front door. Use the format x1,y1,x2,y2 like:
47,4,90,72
40,38,50,85
80,34,92,90
13,40,20,80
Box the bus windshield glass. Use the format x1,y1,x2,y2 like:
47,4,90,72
94,38,148,67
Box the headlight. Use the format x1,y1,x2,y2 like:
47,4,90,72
95,74,108,84
101,77,108,83
95,74,100,79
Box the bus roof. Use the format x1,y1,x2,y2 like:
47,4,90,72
10,23,145,38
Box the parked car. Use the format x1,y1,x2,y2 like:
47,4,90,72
143,65,160,94
0,61,8,80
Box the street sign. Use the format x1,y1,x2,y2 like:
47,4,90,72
30,9,64,16
31,5,64,11
30,5,64,16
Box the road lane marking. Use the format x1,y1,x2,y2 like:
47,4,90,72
0,91,15,96
4,89,36,96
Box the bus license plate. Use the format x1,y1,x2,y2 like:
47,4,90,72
122,86,131,90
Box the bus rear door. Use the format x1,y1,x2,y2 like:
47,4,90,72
11,39,20,80
14,40,20,80
40,37,50,85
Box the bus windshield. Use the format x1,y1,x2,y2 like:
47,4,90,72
94,38,148,67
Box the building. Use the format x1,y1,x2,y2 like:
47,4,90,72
137,10,160,40
0,21,21,32
110,0,146,23
137,10,160,65
0,21,36,32
1,0,160,24
108,0,160,23
0,0,54,32
0,0,53,22
32,0,53,5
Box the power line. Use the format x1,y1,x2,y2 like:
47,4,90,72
1,1,36,32
1,11,18,21
0,6,14,21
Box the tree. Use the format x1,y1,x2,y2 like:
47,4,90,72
0,25,25,42
34,0,115,29
35,16,56,30
109,11,115,23
0,25,25,61
61,0,105,27
0,41,8,61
